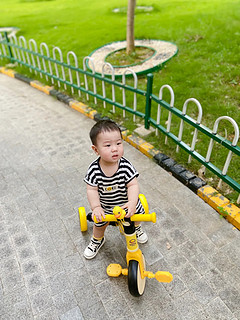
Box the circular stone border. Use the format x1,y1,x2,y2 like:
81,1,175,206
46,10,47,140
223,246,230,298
87,39,178,77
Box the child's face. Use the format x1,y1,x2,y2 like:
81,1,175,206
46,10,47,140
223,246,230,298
92,130,124,164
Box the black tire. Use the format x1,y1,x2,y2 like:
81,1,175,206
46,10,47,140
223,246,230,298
128,260,146,297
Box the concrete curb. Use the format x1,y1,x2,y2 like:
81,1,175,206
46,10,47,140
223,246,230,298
1,66,239,230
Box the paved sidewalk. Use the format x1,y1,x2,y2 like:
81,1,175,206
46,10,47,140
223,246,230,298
0,73,240,320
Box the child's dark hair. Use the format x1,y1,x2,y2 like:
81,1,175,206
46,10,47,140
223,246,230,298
90,120,122,145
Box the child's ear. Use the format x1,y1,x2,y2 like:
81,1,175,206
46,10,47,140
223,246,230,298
92,145,99,155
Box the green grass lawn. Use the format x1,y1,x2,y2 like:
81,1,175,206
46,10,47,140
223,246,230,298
1,0,240,201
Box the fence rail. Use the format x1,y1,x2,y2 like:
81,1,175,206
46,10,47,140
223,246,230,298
0,32,239,202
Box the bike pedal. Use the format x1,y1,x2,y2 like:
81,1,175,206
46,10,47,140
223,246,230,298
107,264,122,277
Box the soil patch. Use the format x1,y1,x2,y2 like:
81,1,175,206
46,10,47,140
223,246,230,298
105,46,155,67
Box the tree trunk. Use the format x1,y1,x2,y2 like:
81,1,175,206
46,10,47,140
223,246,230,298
126,0,136,55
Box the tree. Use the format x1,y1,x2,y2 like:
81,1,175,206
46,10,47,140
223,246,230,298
126,0,136,55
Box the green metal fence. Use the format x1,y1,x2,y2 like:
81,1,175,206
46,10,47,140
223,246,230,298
0,32,239,201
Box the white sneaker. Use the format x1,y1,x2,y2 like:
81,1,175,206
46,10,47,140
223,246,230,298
135,225,148,244
84,237,105,259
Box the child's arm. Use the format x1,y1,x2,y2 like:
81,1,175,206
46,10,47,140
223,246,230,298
86,184,105,222
122,177,139,218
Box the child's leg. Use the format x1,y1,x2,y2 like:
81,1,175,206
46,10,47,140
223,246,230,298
84,223,108,259
134,222,148,244
93,223,108,239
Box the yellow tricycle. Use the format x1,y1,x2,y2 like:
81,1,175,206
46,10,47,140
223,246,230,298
79,194,173,297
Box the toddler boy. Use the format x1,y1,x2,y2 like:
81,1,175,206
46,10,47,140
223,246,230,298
83,119,148,259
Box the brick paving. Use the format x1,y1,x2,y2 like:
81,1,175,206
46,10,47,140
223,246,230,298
0,73,240,320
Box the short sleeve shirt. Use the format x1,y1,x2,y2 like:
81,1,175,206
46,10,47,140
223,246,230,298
84,157,144,215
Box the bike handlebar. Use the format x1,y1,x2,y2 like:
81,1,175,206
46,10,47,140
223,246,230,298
93,211,156,223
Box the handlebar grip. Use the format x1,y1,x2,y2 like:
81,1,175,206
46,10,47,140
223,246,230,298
93,212,156,223
131,212,156,223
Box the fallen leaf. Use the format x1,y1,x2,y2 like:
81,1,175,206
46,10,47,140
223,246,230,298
166,242,172,250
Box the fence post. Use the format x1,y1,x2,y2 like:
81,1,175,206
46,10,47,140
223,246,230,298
4,32,14,63
145,73,153,129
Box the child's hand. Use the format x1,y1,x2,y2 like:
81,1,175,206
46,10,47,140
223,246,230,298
92,206,105,222
122,201,136,218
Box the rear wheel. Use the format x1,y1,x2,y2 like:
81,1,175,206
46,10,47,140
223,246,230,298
128,260,146,297
79,207,88,232
139,194,149,214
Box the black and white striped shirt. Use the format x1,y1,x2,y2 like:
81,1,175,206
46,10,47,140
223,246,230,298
84,157,144,215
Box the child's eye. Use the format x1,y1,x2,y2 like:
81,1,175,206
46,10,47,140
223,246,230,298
117,142,122,145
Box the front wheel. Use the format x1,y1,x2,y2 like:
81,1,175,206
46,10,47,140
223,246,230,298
128,260,146,297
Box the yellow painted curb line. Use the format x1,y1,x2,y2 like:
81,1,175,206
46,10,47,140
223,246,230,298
121,130,129,140
124,135,159,159
139,141,155,158
126,134,144,149
0,67,16,78
197,185,229,211
69,100,97,120
198,185,240,230
30,80,53,95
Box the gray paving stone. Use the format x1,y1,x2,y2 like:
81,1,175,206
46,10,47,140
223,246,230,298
48,271,71,295
1,271,24,294
61,253,84,274
151,231,176,256
52,229,77,258
189,252,215,276
219,285,240,314
134,304,164,320
30,288,53,315
63,215,83,243
177,262,201,287
208,223,238,248
203,268,227,293
33,307,59,320
178,239,201,259
24,272,48,294
223,265,240,292
42,253,64,277
204,297,234,319
53,289,78,316
67,268,92,293
190,278,216,305
17,245,38,263
39,207,61,224
197,237,219,257
82,256,109,285
168,227,188,245
103,295,135,320
219,238,240,267
163,274,188,298
60,306,84,320
79,302,109,320
13,233,31,248
183,226,206,244
95,279,120,304
57,204,75,219
21,258,43,276
164,247,188,273
11,301,34,320
142,242,164,265
166,205,193,232
174,290,205,319
210,251,234,271
0,256,20,274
